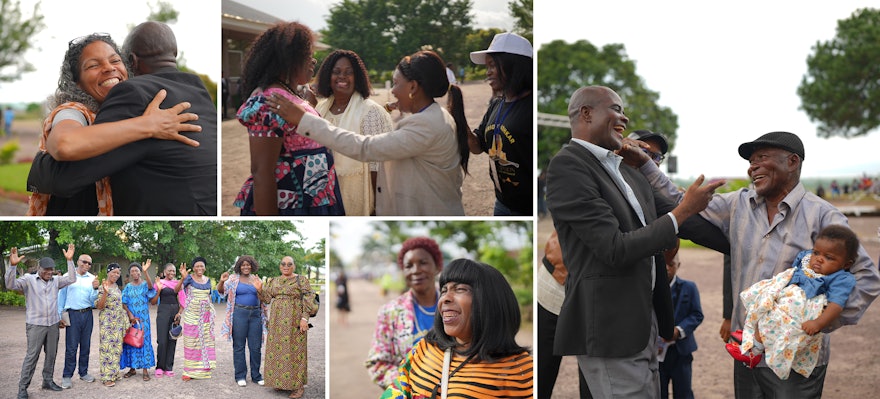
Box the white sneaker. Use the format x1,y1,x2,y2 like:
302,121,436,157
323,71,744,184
237,380,247,387
256,380,264,386
61,377,72,389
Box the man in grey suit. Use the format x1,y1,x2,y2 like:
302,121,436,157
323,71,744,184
546,85,723,398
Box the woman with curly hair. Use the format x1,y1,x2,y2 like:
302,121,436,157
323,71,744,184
26,33,200,216
365,237,444,389
234,22,344,216
314,50,393,215
218,255,267,387
267,50,470,216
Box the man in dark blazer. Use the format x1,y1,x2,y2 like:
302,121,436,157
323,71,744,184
659,251,703,399
545,85,723,398
27,21,217,215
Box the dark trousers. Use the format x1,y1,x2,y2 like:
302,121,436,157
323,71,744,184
733,360,826,399
538,303,591,398
155,303,179,371
19,324,59,390
232,305,263,382
63,309,94,378
659,348,694,399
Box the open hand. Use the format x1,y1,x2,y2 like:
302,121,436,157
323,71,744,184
179,263,189,279
143,259,152,272
63,243,76,261
265,93,306,126
92,277,100,289
142,89,201,147
9,247,27,265
252,274,262,290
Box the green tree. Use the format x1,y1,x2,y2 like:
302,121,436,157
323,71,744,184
508,0,533,43
0,0,45,82
147,0,178,23
322,0,474,71
798,8,880,138
537,39,678,170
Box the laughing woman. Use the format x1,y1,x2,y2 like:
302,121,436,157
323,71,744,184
174,257,217,381
381,259,533,398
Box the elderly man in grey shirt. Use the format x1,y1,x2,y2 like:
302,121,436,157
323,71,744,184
6,244,78,399
623,131,880,397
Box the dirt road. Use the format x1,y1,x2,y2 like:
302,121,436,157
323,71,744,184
0,298,326,399
221,82,497,216
538,216,880,398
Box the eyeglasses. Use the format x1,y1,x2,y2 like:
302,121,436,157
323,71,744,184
68,32,111,48
80,260,92,265
642,148,665,164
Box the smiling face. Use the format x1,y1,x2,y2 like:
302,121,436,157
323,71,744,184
330,56,355,99
107,268,121,284
747,147,797,200
77,255,92,275
402,248,440,296
192,261,206,277
439,281,473,347
240,260,252,276
583,88,629,151
164,264,176,280
129,265,141,282
809,237,853,275
76,40,128,104
279,256,295,277
485,55,505,94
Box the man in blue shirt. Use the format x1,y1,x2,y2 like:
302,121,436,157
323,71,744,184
57,252,99,389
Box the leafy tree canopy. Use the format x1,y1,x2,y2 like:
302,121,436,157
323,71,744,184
0,0,45,83
798,8,880,138
537,39,678,170
509,0,533,44
322,0,474,71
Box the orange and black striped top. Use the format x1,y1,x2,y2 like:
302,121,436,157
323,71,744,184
380,339,533,398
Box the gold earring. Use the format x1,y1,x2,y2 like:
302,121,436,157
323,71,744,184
408,93,414,99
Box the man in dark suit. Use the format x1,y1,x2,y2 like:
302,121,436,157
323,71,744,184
27,21,217,215
659,250,703,399
545,85,723,398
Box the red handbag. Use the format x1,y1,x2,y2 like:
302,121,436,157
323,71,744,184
124,321,145,348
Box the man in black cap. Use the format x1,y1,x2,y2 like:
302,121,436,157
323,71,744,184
6,245,79,399
623,131,880,397
27,21,217,216
627,130,668,167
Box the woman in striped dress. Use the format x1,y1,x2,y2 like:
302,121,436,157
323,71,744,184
260,256,314,398
381,259,533,398
95,263,126,387
174,257,216,381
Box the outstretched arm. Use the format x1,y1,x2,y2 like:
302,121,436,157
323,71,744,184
47,89,201,161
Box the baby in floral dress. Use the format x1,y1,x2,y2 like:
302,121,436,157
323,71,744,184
736,225,858,379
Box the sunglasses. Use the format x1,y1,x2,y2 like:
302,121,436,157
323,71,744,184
642,148,665,164
68,32,111,48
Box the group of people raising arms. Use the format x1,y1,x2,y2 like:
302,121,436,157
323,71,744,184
6,246,317,399
237,21,534,216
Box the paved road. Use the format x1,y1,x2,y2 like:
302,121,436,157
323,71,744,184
0,296,326,399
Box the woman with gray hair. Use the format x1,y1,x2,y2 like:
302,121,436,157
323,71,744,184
26,32,200,216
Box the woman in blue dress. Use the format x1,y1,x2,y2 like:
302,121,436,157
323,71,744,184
121,260,157,381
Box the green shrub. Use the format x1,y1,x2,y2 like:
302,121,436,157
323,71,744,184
0,290,25,306
0,139,19,165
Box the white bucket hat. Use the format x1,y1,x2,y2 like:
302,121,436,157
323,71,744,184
469,32,533,65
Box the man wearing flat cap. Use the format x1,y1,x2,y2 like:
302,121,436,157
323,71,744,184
623,131,880,397
6,244,79,399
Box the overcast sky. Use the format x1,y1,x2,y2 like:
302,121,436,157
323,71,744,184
0,0,220,104
538,0,880,180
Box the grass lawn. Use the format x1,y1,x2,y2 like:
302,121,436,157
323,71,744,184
0,163,31,194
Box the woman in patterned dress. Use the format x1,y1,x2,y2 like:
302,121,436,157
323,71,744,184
260,256,314,398
234,21,344,216
365,237,443,389
174,257,217,381
95,263,126,387
121,260,157,381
